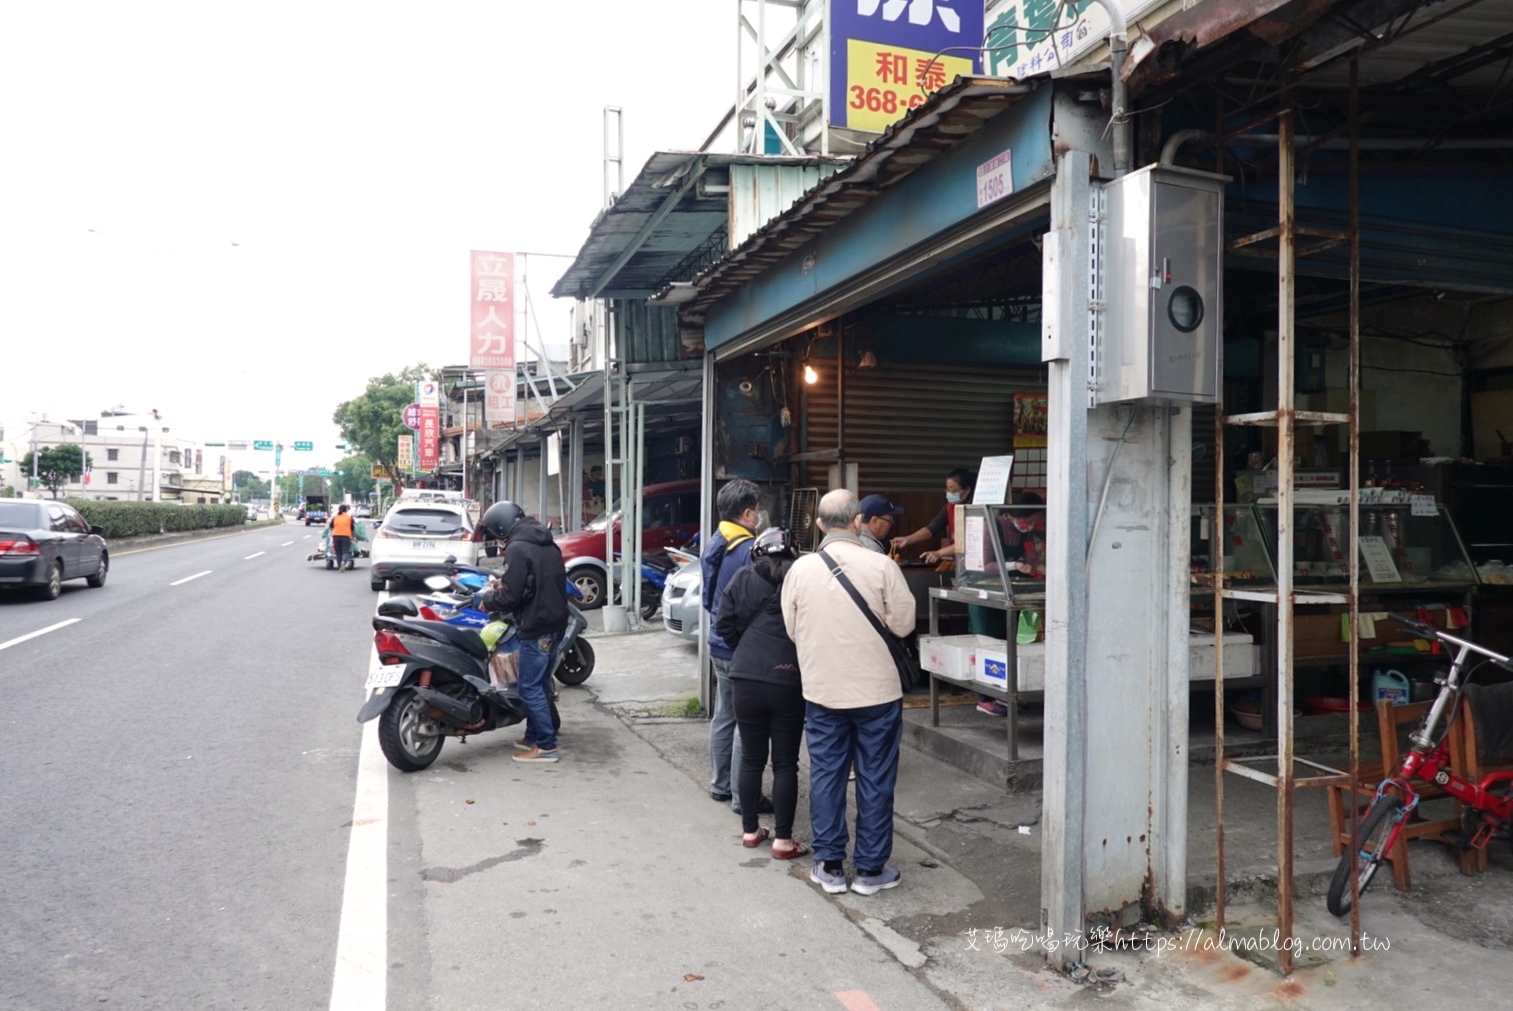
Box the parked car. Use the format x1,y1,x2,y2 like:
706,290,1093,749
553,479,700,609
661,562,701,642
0,500,109,600
368,503,478,591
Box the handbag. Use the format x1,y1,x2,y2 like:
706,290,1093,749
819,550,921,693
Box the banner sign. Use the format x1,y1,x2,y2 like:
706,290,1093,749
416,381,440,472
470,250,516,371
397,433,415,471
830,0,984,133
484,369,517,427
402,402,422,430
984,0,1158,80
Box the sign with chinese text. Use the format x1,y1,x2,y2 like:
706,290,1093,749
397,433,415,471
976,148,1014,208
253,440,273,451
984,0,1155,80
830,0,984,133
416,380,440,471
372,464,394,480
484,369,517,427
402,402,422,430
470,250,516,371
293,441,313,452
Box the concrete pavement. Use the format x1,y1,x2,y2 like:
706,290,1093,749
560,623,1513,1008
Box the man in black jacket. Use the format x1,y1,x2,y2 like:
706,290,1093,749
479,502,568,763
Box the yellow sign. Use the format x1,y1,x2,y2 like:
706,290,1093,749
844,40,973,133
371,465,394,480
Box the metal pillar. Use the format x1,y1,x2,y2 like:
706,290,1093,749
538,434,550,522
568,416,585,532
1040,151,1093,967
698,354,717,713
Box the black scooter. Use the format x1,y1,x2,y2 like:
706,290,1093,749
360,604,561,772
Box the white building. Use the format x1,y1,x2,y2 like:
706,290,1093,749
0,412,225,502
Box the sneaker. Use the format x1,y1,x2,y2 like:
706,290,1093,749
810,862,849,895
710,790,733,803
512,747,559,764
976,700,1008,717
851,866,902,895
513,739,536,752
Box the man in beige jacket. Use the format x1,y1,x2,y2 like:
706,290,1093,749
782,489,915,896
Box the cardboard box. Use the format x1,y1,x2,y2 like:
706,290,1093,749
1294,612,1348,658
971,642,1010,690
920,634,999,681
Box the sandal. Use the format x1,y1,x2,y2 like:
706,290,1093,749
741,827,771,848
771,839,810,860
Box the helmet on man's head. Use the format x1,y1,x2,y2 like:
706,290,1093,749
480,501,526,541
751,526,797,559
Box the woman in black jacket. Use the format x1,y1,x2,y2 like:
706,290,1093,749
716,527,808,858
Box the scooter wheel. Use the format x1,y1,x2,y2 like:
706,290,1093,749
554,639,595,686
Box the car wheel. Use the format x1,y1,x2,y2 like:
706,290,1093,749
371,575,387,592
86,553,108,588
570,570,607,610
37,561,63,601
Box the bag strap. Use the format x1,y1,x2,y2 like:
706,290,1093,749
819,550,894,645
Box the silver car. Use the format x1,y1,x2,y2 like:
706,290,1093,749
661,563,701,642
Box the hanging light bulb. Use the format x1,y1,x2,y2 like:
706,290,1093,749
804,364,819,385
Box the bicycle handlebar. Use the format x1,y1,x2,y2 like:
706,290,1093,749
1387,612,1513,671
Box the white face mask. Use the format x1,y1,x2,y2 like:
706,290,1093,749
945,491,963,505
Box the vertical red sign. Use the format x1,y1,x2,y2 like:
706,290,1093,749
470,250,515,371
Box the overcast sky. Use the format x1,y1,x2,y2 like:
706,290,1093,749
0,1,737,475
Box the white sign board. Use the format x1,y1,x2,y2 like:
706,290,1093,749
1359,535,1402,583
976,149,1014,209
484,369,517,427
973,455,1015,505
1410,494,1439,517
547,431,562,477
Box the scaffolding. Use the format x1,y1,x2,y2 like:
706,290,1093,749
1212,62,1364,974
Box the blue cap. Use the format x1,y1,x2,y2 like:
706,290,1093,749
859,494,905,520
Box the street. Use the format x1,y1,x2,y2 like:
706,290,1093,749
8,521,1513,1011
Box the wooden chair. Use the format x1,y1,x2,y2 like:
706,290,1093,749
1326,698,1475,891
1451,694,1513,874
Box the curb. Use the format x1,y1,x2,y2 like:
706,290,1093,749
113,520,291,552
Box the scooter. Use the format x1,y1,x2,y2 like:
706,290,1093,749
361,606,560,773
417,563,595,686
615,552,675,621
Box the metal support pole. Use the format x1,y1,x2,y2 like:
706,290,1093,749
1275,107,1298,977
461,383,469,500
699,353,717,712
538,434,550,522
1346,57,1364,955
569,416,585,531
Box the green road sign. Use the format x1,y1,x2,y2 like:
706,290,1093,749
253,440,273,451
294,441,313,452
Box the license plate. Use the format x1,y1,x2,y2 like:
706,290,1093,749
365,665,406,689
411,540,436,550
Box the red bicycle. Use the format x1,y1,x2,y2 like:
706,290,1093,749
1327,613,1513,916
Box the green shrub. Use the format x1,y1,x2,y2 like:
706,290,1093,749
67,500,247,539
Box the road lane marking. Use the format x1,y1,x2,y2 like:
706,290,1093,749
303,534,312,539
836,993,883,1011
330,608,388,1011
281,541,294,547
0,618,82,652
170,570,213,586
244,551,266,560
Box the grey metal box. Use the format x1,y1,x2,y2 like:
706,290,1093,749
1096,166,1225,405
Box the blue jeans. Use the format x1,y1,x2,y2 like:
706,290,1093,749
806,699,903,871
708,659,743,810
517,631,561,752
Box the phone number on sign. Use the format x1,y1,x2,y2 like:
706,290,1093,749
848,85,925,116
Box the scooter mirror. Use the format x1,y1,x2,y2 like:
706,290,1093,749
423,575,453,591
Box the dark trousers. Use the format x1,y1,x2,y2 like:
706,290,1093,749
806,699,903,872
331,535,351,567
733,678,805,838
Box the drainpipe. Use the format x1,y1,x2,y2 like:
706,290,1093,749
1091,0,1130,176
1160,129,1215,167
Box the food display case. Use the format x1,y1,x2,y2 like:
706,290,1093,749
952,502,1046,602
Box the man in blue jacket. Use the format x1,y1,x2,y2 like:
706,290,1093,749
701,478,771,815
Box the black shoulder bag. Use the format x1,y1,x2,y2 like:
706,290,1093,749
819,550,920,693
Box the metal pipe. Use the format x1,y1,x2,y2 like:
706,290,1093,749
1276,107,1298,978
1347,57,1364,957
1091,0,1130,175
1232,134,1513,150
1160,128,1215,167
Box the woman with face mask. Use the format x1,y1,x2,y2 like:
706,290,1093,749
889,467,975,562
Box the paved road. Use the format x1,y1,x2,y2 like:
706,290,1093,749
0,521,371,1011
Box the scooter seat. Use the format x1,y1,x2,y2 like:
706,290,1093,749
406,619,491,661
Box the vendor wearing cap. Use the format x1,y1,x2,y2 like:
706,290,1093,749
858,494,905,554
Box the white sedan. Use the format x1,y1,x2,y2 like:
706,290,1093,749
368,503,479,591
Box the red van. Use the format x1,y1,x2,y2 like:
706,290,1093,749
554,479,700,609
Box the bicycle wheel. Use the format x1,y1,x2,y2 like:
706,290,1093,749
1327,794,1405,916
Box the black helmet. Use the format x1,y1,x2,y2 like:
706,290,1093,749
480,501,526,541
751,526,797,559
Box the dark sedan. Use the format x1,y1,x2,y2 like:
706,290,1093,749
0,500,109,600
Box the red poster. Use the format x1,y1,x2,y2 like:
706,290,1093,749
470,250,515,371
419,406,440,470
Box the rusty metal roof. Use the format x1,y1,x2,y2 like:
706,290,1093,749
549,151,848,302
661,76,1034,323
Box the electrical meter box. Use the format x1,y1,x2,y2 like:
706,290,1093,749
1096,166,1226,405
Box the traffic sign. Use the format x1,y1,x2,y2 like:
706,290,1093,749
294,441,314,452
203,442,225,447
402,403,422,430
253,440,274,451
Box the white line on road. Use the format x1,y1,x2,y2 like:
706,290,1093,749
330,615,389,1011
0,618,81,652
281,541,294,547
244,551,266,560
303,534,312,540
170,570,213,586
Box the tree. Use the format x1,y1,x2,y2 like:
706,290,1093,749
21,444,90,498
332,364,435,491
232,470,270,501
332,454,375,500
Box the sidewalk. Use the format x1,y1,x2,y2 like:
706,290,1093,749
573,623,1513,1007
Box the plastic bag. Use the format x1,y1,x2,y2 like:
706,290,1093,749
1017,610,1042,645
